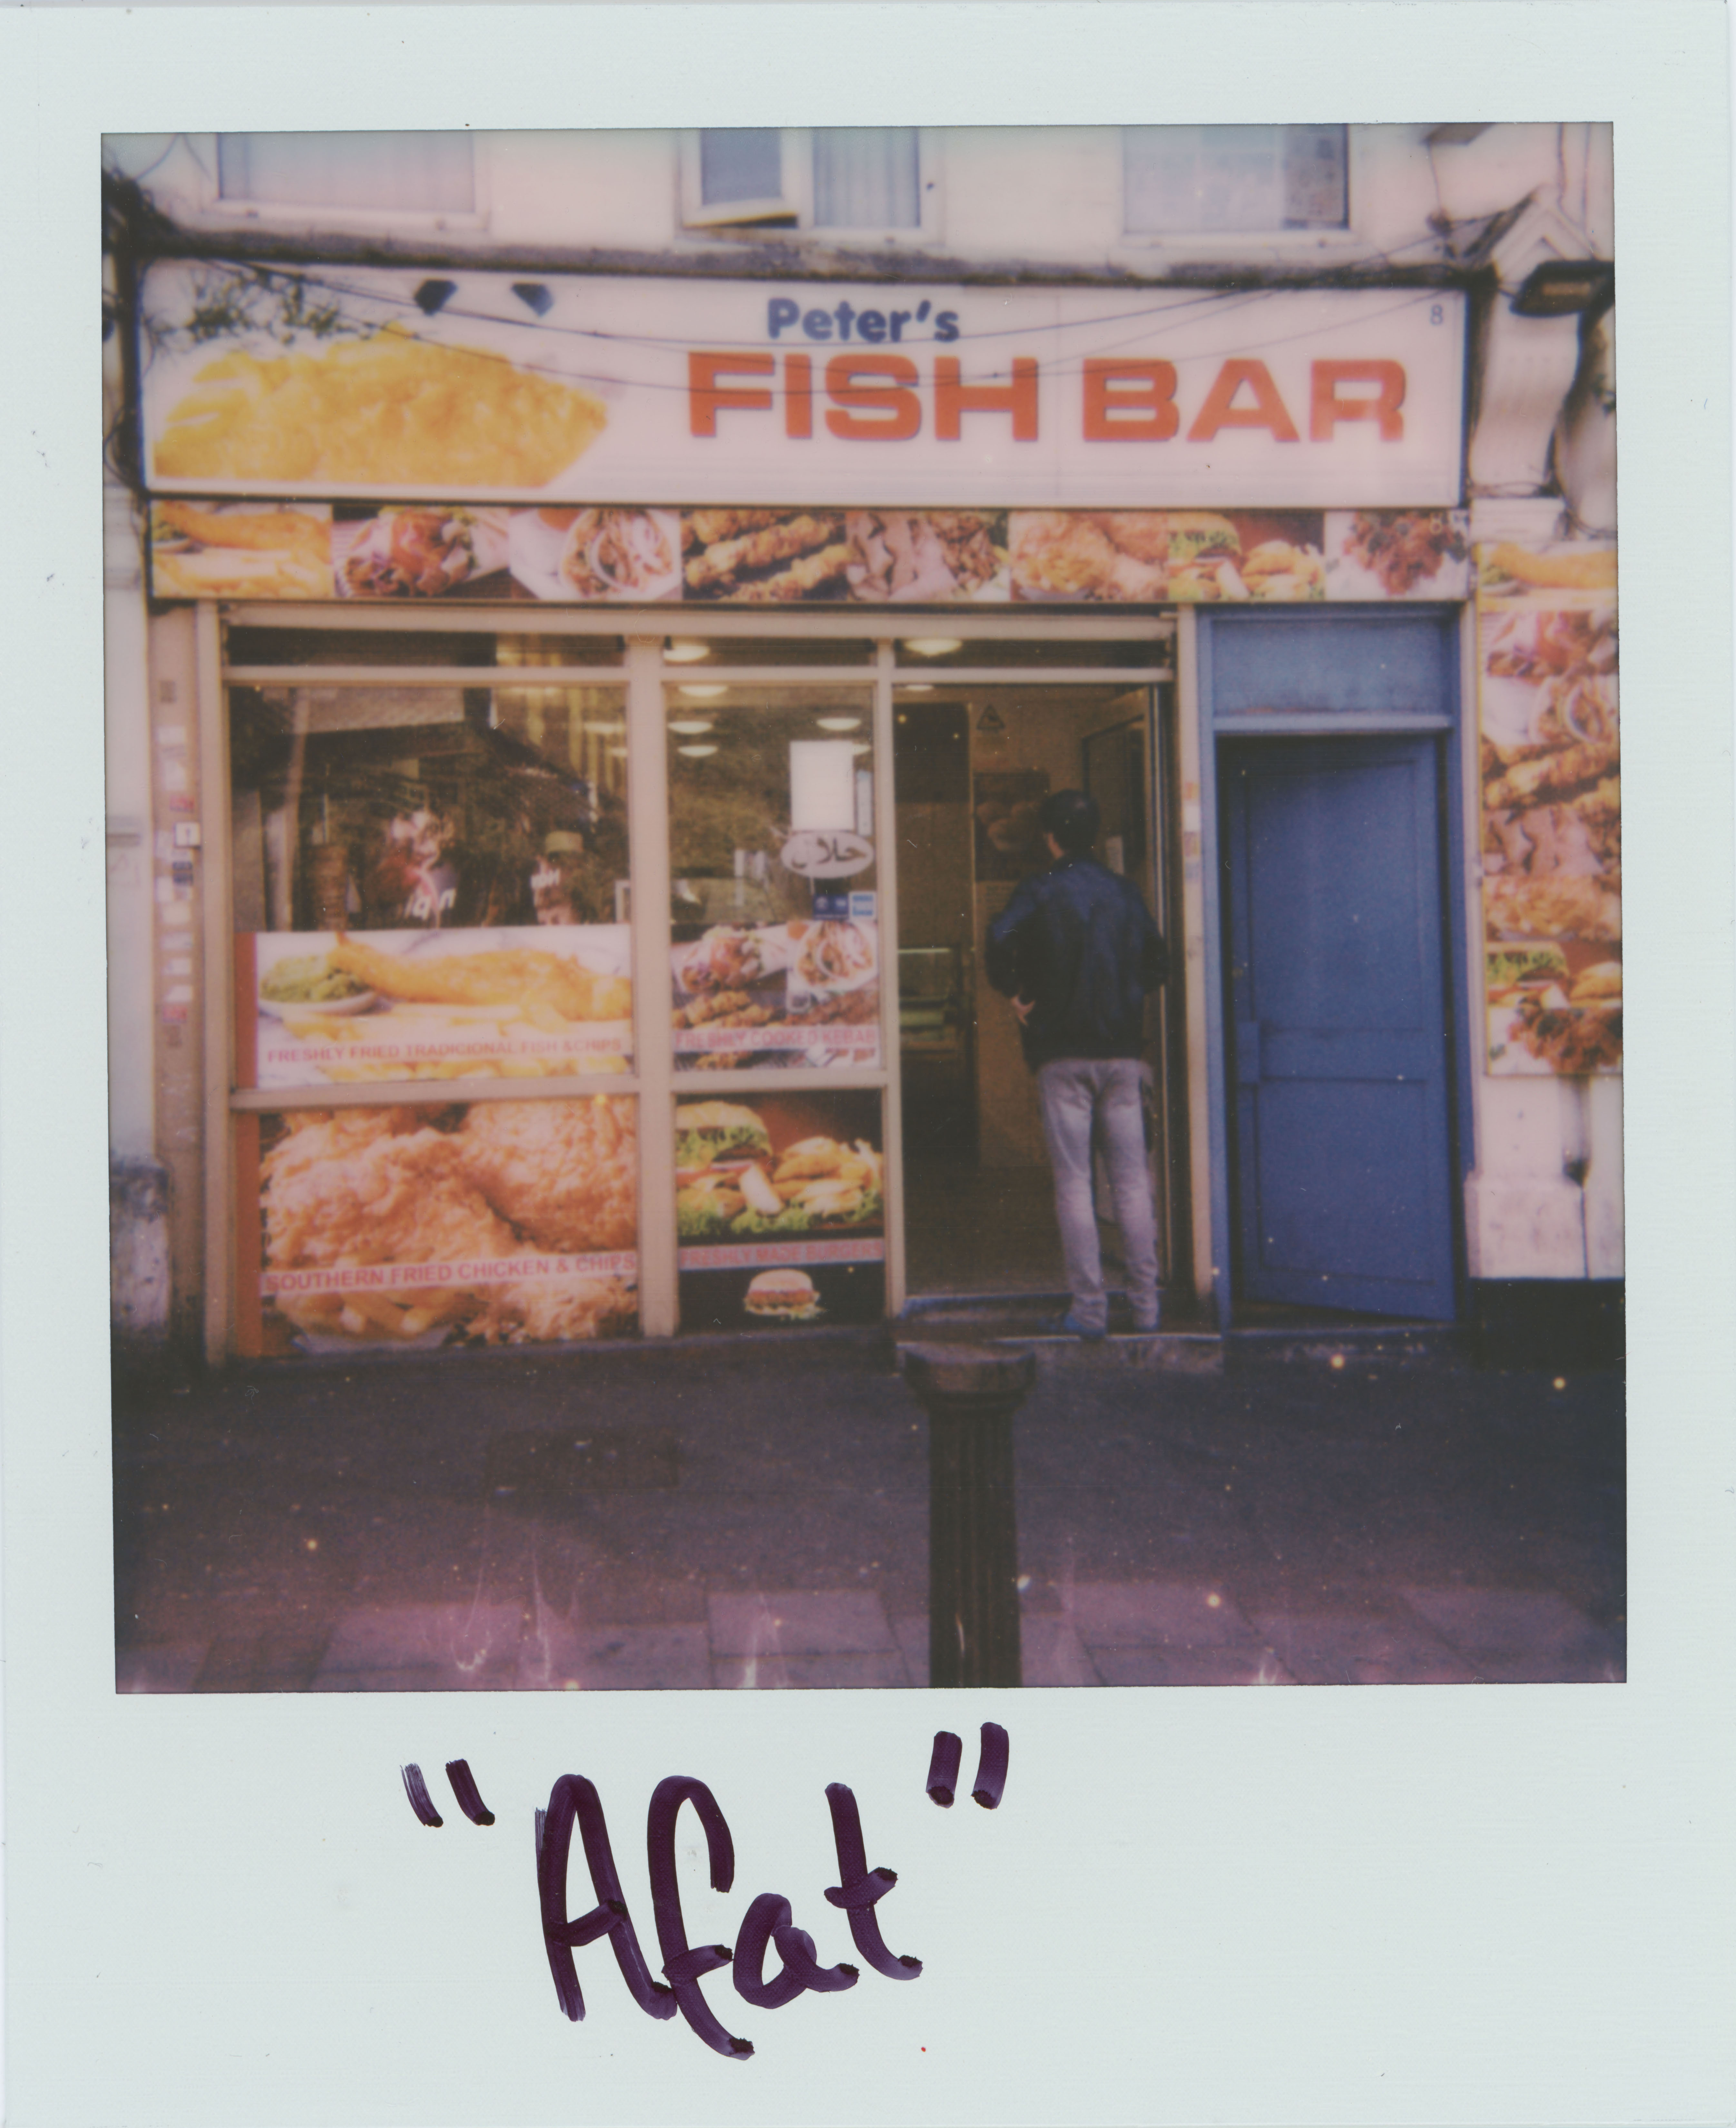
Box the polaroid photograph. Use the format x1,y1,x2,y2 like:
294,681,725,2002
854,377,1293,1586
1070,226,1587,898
3,5,1732,2124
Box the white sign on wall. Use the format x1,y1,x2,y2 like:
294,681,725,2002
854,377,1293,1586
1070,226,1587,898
140,262,1466,508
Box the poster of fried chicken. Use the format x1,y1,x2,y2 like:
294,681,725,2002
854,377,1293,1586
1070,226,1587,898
237,1098,640,1355
1477,574,1621,1076
238,927,634,1088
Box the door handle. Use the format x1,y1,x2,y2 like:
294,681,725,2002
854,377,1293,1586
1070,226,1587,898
1234,1020,1262,1085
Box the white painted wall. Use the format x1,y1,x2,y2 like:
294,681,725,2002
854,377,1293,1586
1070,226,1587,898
104,124,1611,276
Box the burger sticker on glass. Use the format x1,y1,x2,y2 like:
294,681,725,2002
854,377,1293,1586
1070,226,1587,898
744,1269,823,1324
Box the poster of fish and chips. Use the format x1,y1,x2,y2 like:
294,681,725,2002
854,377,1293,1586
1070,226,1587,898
1475,520,1620,1075
235,1098,640,1357
236,928,635,1089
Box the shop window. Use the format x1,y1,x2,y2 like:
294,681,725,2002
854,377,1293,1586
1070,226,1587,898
682,128,927,233
662,635,876,670
215,132,476,217
665,686,881,1073
1123,124,1348,235
228,681,633,1090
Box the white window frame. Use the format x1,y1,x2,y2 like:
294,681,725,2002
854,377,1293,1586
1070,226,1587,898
680,127,940,243
1113,123,1374,263
175,131,491,236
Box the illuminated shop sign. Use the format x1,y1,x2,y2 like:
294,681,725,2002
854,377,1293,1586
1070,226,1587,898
140,262,1466,509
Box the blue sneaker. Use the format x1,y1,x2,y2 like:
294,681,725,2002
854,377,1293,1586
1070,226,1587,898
1041,1310,1107,1341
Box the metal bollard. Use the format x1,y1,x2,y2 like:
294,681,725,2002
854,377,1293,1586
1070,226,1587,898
901,1343,1036,1689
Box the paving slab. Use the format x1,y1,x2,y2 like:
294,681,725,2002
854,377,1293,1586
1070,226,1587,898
1058,1579,1265,1650
1245,1607,1478,1685
712,1650,912,1690
312,1667,467,1693
1092,1646,1295,1687
891,1613,929,1687
707,1589,897,1657
116,1642,208,1693
1402,1586,1624,1683
514,1622,710,1692
1019,1615,1103,1686
313,1601,524,1686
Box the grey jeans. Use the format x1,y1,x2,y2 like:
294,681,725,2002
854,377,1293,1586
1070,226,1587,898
1035,1058,1160,1331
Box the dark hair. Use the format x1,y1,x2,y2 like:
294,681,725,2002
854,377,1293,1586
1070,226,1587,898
1037,787,1100,856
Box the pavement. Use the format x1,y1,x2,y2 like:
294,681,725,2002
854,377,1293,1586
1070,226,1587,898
112,1316,1625,1694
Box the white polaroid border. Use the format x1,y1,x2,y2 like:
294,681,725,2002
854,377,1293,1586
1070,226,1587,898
2,5,1732,2123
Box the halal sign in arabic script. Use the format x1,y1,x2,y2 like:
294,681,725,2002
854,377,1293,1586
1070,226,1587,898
780,832,874,880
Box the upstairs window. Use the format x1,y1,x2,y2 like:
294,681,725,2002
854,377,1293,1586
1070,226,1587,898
215,132,476,217
683,128,926,233
1123,124,1348,235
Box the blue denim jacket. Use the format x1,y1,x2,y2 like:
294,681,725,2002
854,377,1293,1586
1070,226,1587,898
985,855,1169,1069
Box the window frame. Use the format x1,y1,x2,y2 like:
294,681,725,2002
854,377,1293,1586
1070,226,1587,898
182,131,492,235
679,127,939,243
1115,123,1369,258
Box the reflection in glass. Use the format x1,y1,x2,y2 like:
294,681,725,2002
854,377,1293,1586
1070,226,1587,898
666,691,881,1073
230,684,628,934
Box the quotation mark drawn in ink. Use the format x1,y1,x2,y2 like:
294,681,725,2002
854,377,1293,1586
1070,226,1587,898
401,1759,496,1828
926,1731,964,1808
445,1758,496,1825
924,1724,1009,1811
971,1723,1010,1810
401,1764,444,1828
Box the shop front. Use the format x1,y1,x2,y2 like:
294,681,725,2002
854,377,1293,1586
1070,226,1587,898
128,255,1617,1359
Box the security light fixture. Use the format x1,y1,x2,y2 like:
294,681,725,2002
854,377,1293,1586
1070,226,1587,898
815,715,862,731
902,636,964,658
665,640,711,663
677,683,729,700
1511,260,1614,318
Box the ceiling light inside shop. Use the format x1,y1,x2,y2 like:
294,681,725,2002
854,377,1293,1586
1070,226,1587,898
677,683,729,700
897,684,934,695
677,743,719,758
668,718,715,735
850,743,873,756
814,716,862,731
665,640,711,663
902,636,964,658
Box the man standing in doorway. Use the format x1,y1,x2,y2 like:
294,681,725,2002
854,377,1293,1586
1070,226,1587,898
986,788,1168,1338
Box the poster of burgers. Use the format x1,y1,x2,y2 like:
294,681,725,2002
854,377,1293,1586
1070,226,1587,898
675,1092,886,1329
1476,525,1620,1075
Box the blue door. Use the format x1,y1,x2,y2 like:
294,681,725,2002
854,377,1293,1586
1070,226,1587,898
1222,736,1457,1320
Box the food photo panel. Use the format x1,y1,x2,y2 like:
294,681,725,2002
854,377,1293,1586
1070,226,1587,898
675,1090,887,1330
235,1097,640,1358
